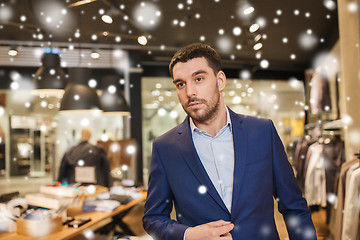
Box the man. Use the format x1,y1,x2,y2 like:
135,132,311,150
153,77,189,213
58,127,111,187
143,43,316,240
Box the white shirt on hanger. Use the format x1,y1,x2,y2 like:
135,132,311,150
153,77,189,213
304,142,327,207
341,166,360,240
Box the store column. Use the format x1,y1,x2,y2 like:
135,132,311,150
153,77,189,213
128,51,143,185
337,0,360,160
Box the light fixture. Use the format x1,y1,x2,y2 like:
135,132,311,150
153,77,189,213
101,14,113,24
249,23,260,33
59,68,102,112
8,46,18,57
99,75,130,115
254,34,262,42
237,1,254,19
90,49,100,59
243,6,254,15
32,49,67,96
101,8,120,24
68,0,97,8
253,42,263,51
137,35,148,45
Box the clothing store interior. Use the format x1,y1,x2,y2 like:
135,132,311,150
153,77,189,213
0,0,359,239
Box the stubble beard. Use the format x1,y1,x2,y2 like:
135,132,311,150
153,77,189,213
184,91,220,123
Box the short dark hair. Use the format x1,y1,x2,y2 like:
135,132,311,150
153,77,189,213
169,43,222,78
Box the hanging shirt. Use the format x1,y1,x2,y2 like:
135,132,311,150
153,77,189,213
304,142,327,207
310,68,332,114
331,159,359,240
342,167,360,240
190,107,234,212
345,162,359,196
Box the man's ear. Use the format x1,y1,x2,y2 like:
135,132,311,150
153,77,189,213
217,71,226,91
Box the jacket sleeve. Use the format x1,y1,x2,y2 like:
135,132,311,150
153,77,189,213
143,141,188,240
99,147,111,188
270,120,317,240
58,153,69,182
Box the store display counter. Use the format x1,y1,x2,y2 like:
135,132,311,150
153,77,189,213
0,192,146,240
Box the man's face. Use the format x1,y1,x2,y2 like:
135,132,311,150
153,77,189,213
172,57,225,123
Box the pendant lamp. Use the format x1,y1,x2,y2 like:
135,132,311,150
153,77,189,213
32,51,67,96
59,68,102,112
100,75,130,115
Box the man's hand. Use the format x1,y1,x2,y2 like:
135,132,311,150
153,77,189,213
185,220,234,240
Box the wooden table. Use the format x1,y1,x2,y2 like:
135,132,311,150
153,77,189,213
0,192,146,240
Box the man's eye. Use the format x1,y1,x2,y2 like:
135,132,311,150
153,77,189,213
177,82,185,88
195,77,203,82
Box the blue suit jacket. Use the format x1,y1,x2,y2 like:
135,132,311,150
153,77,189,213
143,109,316,240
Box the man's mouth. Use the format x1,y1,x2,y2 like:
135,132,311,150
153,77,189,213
188,102,202,109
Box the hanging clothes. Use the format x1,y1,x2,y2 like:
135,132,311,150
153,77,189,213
330,159,359,240
304,142,327,207
293,137,314,191
341,166,360,240
322,137,345,223
310,67,332,114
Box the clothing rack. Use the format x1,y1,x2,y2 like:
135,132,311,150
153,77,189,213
304,119,344,131
304,121,322,131
322,119,345,130
304,120,344,142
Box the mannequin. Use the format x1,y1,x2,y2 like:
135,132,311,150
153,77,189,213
58,127,111,187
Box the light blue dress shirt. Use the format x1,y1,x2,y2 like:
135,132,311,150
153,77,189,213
190,106,235,212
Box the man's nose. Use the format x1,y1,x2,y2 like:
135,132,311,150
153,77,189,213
186,82,197,98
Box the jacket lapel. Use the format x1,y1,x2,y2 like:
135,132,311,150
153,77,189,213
229,110,248,214
177,117,229,213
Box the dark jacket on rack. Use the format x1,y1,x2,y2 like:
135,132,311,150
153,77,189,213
322,138,345,221
310,69,332,114
293,137,315,191
58,141,111,187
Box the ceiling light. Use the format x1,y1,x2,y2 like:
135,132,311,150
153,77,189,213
8,46,18,57
90,49,100,59
68,0,96,8
32,50,67,96
254,34,262,42
249,23,259,33
101,8,120,24
99,75,130,115
101,14,113,24
260,59,269,69
60,68,102,112
237,1,254,19
138,35,148,45
244,6,254,15
253,42,263,50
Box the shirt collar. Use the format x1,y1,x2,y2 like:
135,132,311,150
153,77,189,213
190,105,232,135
